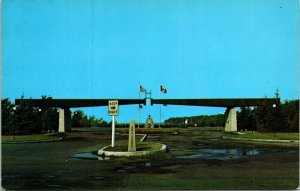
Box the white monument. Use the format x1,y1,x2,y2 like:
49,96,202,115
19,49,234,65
128,119,136,152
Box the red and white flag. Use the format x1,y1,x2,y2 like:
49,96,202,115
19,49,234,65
160,85,167,93
140,85,145,92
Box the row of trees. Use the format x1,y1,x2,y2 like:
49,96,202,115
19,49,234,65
164,99,298,132
71,110,108,127
237,99,299,132
165,114,225,127
1,96,109,135
2,94,299,134
2,97,52,134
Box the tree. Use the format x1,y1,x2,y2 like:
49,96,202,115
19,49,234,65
14,97,41,133
164,114,225,127
1,98,14,134
271,90,289,135
2,96,59,134
72,110,108,127
290,111,299,132
237,107,254,131
89,115,97,127
72,110,85,127
40,95,59,132
282,100,299,132
98,118,108,127
254,91,289,134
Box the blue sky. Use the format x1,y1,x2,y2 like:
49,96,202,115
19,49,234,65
3,0,299,123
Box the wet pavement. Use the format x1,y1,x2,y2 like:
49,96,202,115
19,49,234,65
70,147,297,161
2,130,299,190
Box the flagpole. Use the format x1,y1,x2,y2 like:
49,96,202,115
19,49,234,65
138,91,140,129
138,84,140,129
159,87,161,128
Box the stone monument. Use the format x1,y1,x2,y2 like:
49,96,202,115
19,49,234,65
145,115,154,128
128,119,136,152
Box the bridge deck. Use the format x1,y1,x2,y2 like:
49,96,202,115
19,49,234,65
15,98,279,108
15,99,147,108
151,98,279,107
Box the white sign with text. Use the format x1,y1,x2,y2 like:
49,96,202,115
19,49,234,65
108,100,119,116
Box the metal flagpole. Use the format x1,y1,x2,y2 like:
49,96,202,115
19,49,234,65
159,87,161,128
138,88,140,128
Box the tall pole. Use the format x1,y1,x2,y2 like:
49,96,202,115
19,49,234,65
111,115,115,147
13,106,16,140
159,90,161,128
138,90,140,128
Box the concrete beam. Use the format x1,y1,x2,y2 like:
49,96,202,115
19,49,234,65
15,98,147,108
15,98,279,108
151,98,279,107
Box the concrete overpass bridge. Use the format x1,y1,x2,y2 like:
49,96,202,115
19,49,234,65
15,98,279,133
151,98,279,131
15,98,146,133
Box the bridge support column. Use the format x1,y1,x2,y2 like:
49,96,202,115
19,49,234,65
225,107,237,132
58,108,71,133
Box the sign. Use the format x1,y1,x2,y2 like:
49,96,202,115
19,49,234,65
108,100,119,116
108,100,118,147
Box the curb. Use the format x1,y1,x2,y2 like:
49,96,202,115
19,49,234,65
222,136,298,143
140,134,148,142
98,144,167,157
2,137,63,144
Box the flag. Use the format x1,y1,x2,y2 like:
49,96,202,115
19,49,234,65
140,85,145,92
160,85,167,93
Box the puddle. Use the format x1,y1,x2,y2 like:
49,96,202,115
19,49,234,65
47,184,61,188
71,148,297,161
176,148,259,160
117,169,127,173
2,174,22,179
70,152,110,160
94,176,105,180
174,148,296,160
44,175,56,178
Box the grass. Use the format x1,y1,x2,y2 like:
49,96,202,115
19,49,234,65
104,140,163,152
2,134,62,143
225,131,299,140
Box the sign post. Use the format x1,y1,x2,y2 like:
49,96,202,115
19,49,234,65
108,100,119,147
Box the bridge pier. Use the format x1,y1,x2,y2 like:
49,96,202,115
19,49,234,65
224,107,237,132
58,108,71,133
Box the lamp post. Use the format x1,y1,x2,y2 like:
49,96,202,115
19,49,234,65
250,107,254,134
38,108,44,132
12,106,17,140
273,104,277,137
